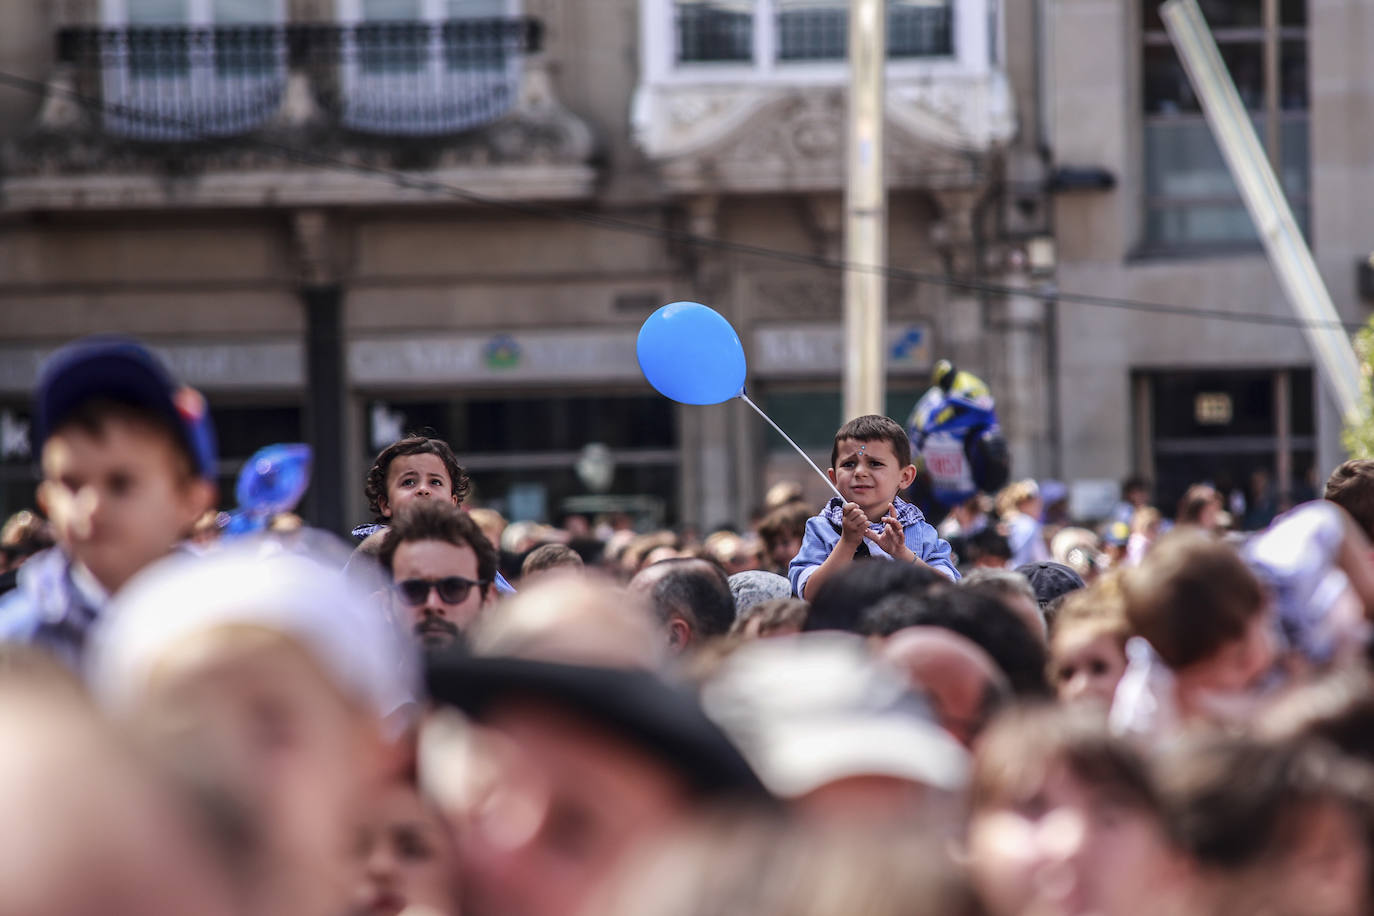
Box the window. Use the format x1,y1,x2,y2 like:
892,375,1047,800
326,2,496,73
669,0,957,72
364,393,679,525
1141,0,1308,250
337,0,523,136
99,0,287,139
1138,368,1314,521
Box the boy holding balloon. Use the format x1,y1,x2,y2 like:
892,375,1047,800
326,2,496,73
788,415,959,599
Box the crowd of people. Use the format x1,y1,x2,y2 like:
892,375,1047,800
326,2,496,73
4,334,1374,916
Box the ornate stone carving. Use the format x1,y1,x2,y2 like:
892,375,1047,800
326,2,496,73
635,70,1017,197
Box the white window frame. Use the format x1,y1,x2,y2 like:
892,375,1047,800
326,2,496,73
101,0,286,29
640,0,992,86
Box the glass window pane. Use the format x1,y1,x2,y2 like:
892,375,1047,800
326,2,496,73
676,1,754,63
776,0,952,62
1144,41,1264,114
1280,115,1309,199
1145,0,1262,32
1146,203,1257,246
363,0,422,19
777,0,846,61
128,0,189,23
1282,0,1306,26
212,0,276,22
1143,45,1196,114
1282,37,1307,109
1145,119,1242,198
448,0,506,16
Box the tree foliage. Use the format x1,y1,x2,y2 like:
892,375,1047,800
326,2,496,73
1342,314,1374,458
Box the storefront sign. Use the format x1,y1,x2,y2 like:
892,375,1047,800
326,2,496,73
753,322,933,376
350,330,643,386
0,340,304,393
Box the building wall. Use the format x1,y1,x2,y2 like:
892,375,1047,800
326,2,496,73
0,0,1022,529
1047,0,1364,497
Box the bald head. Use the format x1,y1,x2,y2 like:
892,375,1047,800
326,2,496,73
471,572,664,668
629,558,735,653
882,627,1010,748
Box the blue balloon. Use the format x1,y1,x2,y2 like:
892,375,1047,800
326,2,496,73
636,302,747,405
226,443,313,536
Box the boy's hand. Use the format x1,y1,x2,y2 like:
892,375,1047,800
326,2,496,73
865,503,917,562
839,501,869,545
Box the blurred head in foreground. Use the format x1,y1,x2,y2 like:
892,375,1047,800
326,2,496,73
421,650,767,916
700,633,968,824
588,814,983,916
0,661,240,916
89,540,416,916
967,705,1185,916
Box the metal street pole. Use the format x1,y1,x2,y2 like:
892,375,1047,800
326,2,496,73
844,0,887,420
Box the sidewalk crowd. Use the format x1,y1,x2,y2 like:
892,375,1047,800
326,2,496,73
2,334,1374,916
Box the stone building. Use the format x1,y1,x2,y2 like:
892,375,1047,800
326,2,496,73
1045,0,1369,516
0,0,1042,532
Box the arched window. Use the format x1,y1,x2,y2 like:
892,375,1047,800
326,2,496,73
99,0,287,139
335,0,524,136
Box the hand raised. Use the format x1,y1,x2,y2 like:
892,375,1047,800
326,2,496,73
839,501,869,544
864,503,915,562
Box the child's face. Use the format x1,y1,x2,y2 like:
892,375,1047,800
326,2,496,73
39,418,213,594
351,781,457,916
381,454,456,519
828,438,917,521
1051,628,1127,706
968,762,1179,916
769,534,802,571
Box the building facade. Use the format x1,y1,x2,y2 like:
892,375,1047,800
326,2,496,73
1045,0,1370,515
0,0,1045,531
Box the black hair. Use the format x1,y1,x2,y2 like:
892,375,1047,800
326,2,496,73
642,558,736,639
364,435,470,521
863,588,1051,697
831,415,912,469
378,500,497,599
804,560,948,633
967,527,1012,562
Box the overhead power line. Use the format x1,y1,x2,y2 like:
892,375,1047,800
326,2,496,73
0,66,1361,334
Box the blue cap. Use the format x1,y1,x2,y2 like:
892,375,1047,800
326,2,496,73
35,336,218,481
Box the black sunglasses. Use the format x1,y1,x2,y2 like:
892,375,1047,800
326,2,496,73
394,576,487,606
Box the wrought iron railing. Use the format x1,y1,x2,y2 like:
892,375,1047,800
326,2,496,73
56,18,542,141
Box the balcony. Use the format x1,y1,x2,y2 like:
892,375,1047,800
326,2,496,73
634,0,1015,195
2,17,596,210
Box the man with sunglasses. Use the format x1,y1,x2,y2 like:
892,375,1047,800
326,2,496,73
379,501,497,651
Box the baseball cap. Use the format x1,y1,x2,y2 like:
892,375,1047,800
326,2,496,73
425,654,769,800
1016,561,1086,609
35,336,217,480
728,570,792,617
699,633,968,797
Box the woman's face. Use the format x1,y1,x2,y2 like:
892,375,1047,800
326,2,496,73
968,762,1180,916
352,782,456,916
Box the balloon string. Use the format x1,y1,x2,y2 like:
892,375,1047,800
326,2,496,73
738,393,844,502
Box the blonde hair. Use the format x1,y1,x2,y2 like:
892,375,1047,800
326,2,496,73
995,479,1040,517
593,815,981,916
1049,573,1131,650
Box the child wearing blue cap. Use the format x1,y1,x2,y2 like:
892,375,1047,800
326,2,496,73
0,336,217,668
788,415,958,600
